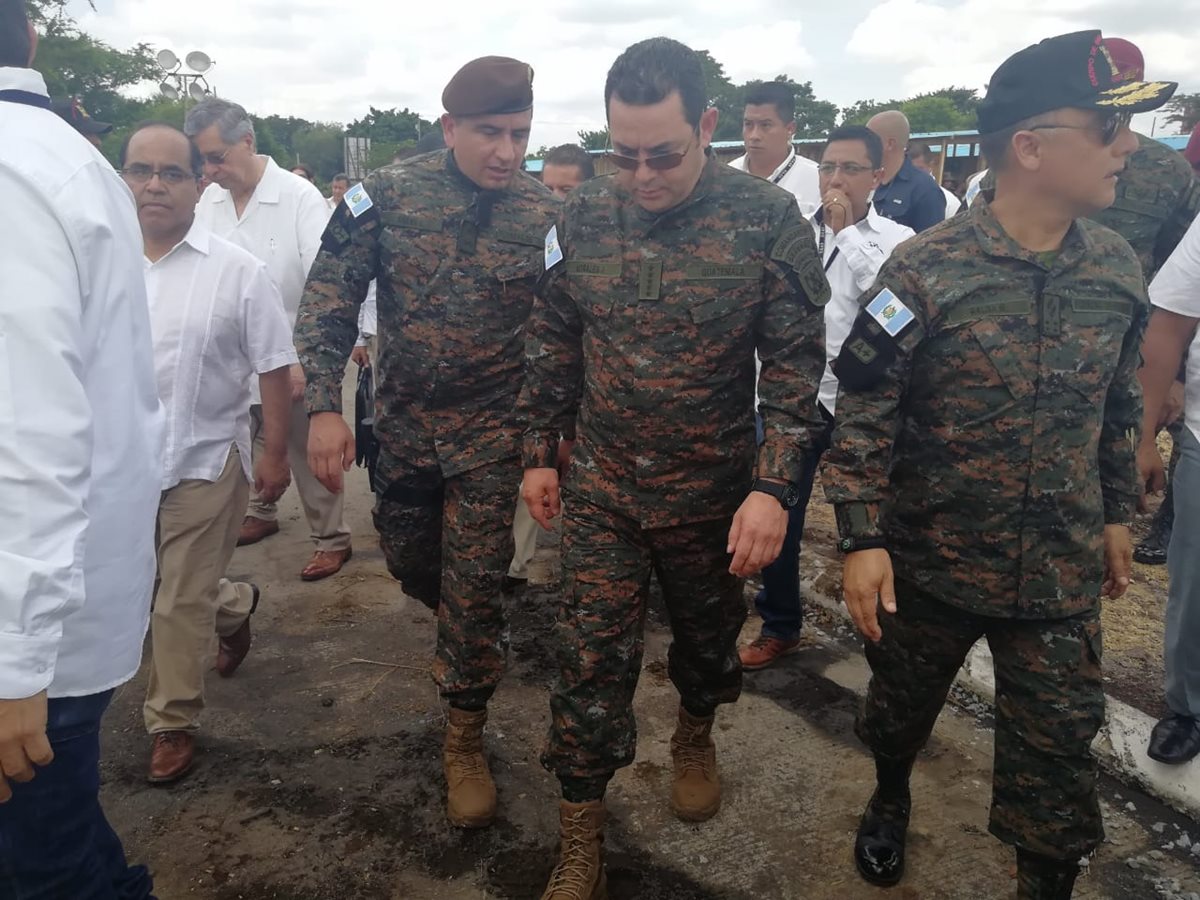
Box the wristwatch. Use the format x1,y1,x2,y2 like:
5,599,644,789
751,477,801,510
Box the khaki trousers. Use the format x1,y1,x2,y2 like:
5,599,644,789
246,400,351,551
144,447,255,734
508,481,539,579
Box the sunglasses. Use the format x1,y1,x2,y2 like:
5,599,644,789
606,139,694,172
1026,111,1132,147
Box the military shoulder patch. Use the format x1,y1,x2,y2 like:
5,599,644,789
866,288,916,337
345,183,374,218
769,225,811,271
544,224,564,271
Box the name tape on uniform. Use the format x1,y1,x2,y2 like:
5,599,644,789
545,224,564,270
867,288,915,338
346,183,374,218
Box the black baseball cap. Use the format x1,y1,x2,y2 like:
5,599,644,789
50,97,113,137
977,30,1176,133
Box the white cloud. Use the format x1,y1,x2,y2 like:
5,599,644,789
72,0,814,148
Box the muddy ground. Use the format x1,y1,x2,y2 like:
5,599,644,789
100,378,1199,900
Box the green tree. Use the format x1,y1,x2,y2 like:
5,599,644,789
348,106,438,143
28,0,157,124
841,87,980,133
577,128,610,150
1162,92,1200,134
293,125,347,182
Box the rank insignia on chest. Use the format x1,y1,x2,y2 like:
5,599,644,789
346,183,374,218
867,288,916,337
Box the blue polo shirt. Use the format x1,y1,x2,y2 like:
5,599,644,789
872,155,946,233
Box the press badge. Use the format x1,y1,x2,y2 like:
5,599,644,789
867,288,915,338
345,183,374,218
544,224,564,270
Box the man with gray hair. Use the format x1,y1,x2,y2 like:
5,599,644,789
186,98,353,583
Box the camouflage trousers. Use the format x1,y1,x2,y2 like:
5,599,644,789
858,583,1105,860
372,459,517,706
541,498,746,782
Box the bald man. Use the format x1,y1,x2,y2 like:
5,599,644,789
867,111,945,232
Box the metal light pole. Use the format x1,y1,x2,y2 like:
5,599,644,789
156,49,215,105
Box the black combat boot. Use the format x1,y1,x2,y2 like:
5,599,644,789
1016,848,1079,899
854,754,915,886
1134,480,1174,565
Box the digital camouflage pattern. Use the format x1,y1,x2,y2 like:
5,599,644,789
296,148,559,485
824,194,1148,620
859,586,1105,859
519,153,830,783
1089,133,1199,280
294,149,559,703
519,153,831,529
541,500,745,780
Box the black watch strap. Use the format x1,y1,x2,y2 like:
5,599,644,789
751,477,799,509
837,535,888,554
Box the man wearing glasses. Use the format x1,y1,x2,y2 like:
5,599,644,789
119,123,296,783
739,126,914,673
186,98,353,583
519,38,828,899
824,31,1175,895
296,56,559,833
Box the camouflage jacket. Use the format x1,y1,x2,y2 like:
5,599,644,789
1089,133,1199,280
519,154,830,529
294,150,559,483
823,195,1148,619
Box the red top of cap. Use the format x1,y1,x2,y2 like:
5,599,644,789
1103,38,1145,82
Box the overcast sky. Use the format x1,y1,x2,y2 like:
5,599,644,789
74,0,1199,148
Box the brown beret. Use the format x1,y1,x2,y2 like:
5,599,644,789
442,56,534,117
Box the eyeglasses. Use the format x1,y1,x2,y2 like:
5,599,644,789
121,165,196,185
817,162,875,176
201,147,232,166
606,139,694,172
1026,112,1132,147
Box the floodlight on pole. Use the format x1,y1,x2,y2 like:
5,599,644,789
156,47,216,104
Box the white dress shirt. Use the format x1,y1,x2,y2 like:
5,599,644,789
0,67,164,699
729,147,821,217
813,205,915,415
355,280,378,347
1148,215,1200,444
146,221,299,491
194,156,328,402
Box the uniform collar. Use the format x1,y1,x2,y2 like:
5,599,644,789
730,147,795,181
0,67,48,97
970,193,1093,270
813,202,888,234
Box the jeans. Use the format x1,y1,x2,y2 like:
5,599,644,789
0,690,155,900
754,409,834,641
1166,427,1200,718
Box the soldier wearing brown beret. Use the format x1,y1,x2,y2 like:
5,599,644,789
294,56,559,829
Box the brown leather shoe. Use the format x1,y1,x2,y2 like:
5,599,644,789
300,547,352,582
738,635,801,671
148,731,195,784
217,584,259,678
237,516,279,547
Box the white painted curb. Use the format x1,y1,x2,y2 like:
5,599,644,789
800,571,1200,821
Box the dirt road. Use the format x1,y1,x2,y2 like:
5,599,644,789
100,384,1200,900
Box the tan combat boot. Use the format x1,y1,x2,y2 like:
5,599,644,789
669,707,721,822
443,707,496,828
540,800,608,900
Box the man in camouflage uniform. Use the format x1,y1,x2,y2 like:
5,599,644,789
518,38,829,900
823,31,1175,899
293,56,559,830
1091,39,1199,567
